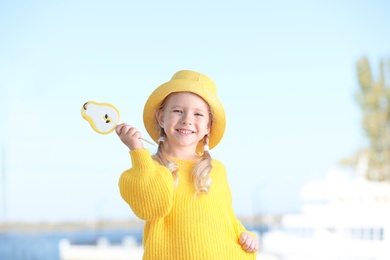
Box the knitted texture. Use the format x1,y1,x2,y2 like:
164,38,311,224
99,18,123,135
119,149,257,260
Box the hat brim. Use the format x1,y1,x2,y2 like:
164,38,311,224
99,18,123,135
143,79,226,153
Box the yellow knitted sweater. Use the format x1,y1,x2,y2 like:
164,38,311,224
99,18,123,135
119,149,257,260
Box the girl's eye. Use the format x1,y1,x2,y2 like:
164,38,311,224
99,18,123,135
195,113,204,117
173,109,182,113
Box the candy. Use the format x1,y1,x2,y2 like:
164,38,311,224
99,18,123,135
81,101,120,134
81,101,155,145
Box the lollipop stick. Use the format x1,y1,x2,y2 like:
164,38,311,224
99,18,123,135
141,137,156,146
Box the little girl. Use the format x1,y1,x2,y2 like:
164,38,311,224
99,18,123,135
116,70,258,259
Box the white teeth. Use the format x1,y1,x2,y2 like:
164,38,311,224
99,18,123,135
178,129,192,134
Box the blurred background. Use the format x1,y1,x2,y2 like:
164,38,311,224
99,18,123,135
1,0,390,259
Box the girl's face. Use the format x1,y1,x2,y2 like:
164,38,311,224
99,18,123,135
157,92,211,156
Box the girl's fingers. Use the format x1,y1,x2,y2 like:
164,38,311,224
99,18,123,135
115,125,122,135
239,232,258,253
115,123,127,135
116,124,135,136
244,239,252,250
239,232,248,245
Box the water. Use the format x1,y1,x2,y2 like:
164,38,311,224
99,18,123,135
0,229,143,260
0,226,269,260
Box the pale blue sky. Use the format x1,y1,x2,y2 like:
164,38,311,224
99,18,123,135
1,0,389,222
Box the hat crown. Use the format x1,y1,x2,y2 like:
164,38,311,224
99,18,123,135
171,70,217,94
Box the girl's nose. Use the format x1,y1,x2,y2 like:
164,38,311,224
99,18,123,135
182,114,192,125
182,120,192,125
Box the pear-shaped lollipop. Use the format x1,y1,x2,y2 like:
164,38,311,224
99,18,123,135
81,101,155,145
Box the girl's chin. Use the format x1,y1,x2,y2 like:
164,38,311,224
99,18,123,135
169,140,199,149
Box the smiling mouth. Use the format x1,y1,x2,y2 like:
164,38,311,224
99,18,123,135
177,129,194,134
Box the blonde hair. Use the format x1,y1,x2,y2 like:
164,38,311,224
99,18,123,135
152,93,213,195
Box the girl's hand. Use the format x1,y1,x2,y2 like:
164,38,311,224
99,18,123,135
239,232,258,253
115,123,144,151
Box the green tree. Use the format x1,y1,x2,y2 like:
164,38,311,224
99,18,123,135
341,57,390,181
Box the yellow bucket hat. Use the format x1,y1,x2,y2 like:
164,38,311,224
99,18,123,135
143,70,226,152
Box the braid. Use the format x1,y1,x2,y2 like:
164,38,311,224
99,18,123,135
152,133,179,186
192,135,212,197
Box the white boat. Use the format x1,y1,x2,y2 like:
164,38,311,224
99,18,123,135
59,236,144,260
261,166,390,260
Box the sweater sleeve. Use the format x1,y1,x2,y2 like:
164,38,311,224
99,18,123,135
118,149,175,221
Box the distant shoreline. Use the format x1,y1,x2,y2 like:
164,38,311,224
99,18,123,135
0,219,145,233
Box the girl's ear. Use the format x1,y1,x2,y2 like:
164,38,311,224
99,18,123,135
206,120,212,134
156,110,164,128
